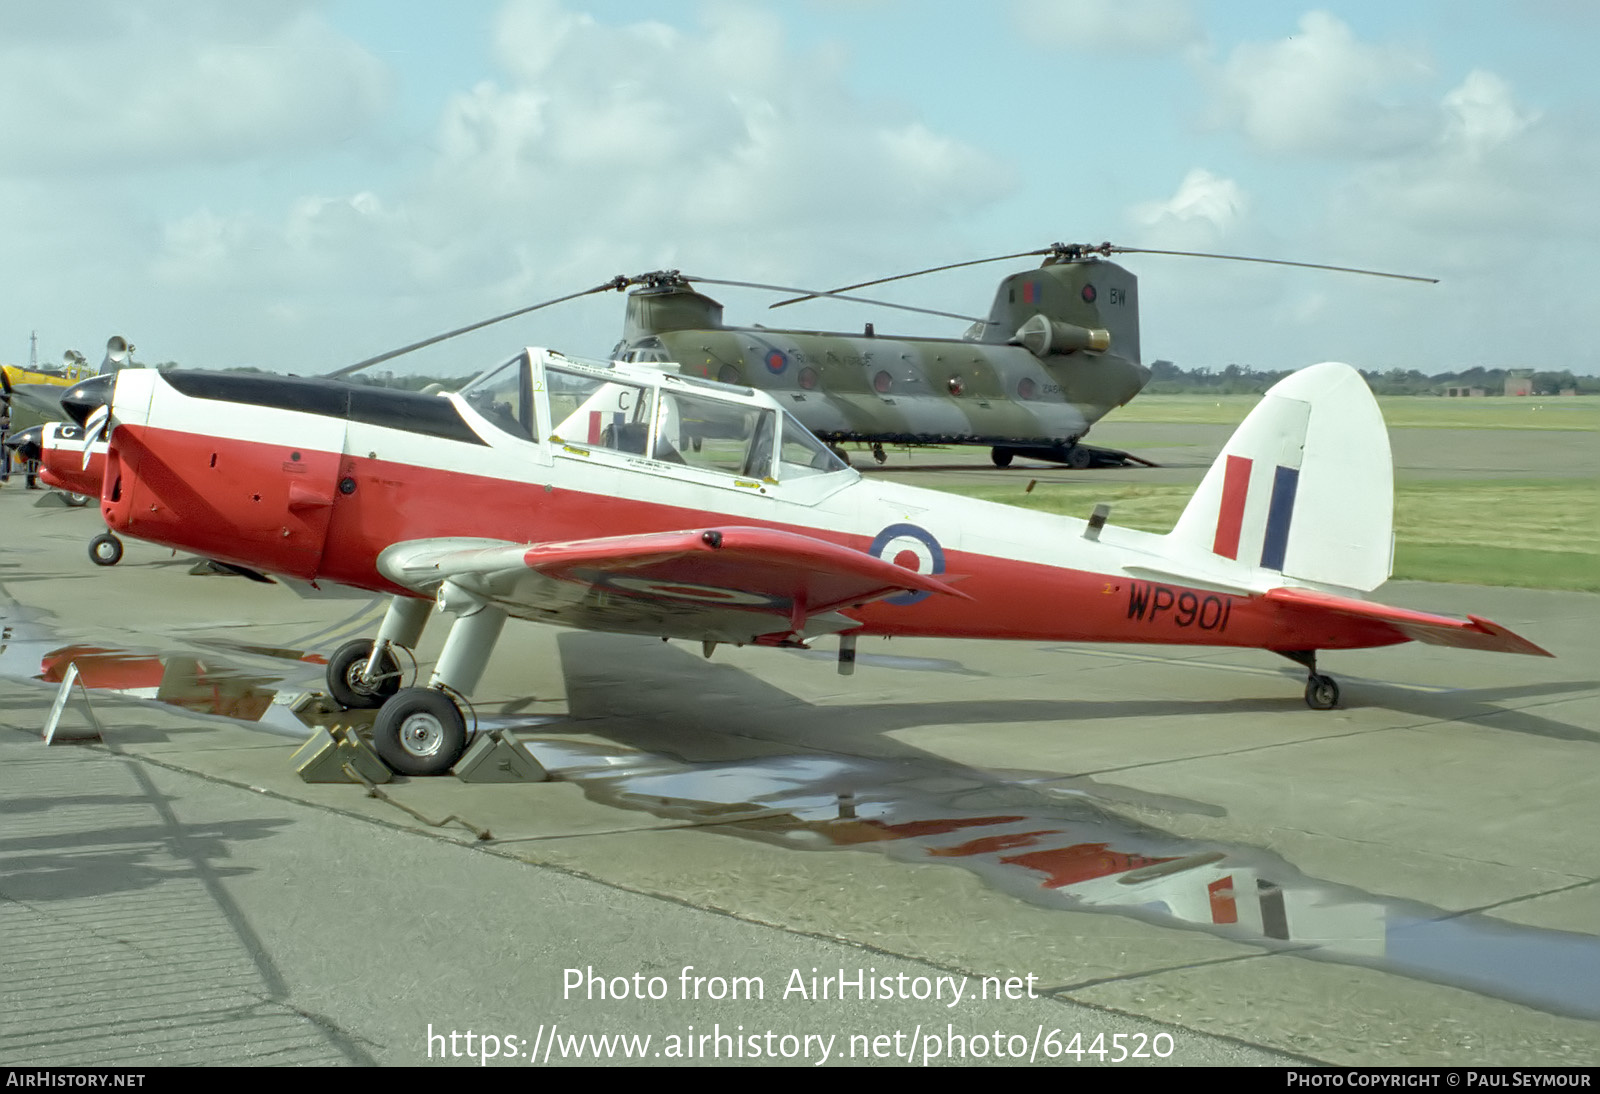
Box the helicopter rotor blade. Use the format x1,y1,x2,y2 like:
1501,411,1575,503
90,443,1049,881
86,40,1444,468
683,274,984,324
770,241,1436,311
1104,247,1438,284
325,276,633,378
768,249,1056,309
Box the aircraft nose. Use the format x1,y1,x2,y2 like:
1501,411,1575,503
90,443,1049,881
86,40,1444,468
60,374,114,427
4,424,44,463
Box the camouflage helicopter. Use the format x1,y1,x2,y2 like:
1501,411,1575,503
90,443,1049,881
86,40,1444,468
607,242,1436,469
330,243,1432,471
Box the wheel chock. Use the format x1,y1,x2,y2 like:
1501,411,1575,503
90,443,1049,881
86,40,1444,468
453,730,548,783
293,725,393,784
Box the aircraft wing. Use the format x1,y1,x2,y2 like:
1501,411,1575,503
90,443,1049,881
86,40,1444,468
378,526,967,644
1264,587,1553,657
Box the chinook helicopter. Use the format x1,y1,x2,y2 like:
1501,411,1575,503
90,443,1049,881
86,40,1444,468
318,241,1432,472
614,243,1149,469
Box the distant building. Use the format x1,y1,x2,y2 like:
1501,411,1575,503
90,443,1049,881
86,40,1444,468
1445,386,1487,397
1504,373,1533,397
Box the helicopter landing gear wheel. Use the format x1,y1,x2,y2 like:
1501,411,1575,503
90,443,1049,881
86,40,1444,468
88,533,123,566
1304,674,1340,710
1066,445,1092,470
871,444,887,465
991,447,1015,469
371,688,468,777
326,639,402,710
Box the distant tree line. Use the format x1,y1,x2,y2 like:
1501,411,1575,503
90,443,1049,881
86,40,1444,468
1144,361,1599,396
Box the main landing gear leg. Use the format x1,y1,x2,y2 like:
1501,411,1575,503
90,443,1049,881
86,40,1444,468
326,595,431,709
371,583,507,777
1280,650,1340,710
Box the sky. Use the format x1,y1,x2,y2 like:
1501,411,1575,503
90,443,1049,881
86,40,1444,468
0,0,1595,380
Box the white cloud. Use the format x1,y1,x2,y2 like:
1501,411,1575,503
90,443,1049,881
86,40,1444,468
1205,11,1434,157
1131,167,1248,243
1013,0,1201,52
0,3,390,172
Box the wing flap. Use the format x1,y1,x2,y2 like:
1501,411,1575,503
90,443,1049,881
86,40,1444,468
1264,587,1553,657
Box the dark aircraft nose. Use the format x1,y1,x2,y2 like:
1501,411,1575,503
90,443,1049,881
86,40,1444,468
60,374,115,427
4,424,44,464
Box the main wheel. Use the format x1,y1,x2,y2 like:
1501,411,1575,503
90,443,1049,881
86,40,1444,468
1066,445,1092,470
371,688,468,776
1304,674,1340,710
991,447,1015,469
64,492,93,508
872,444,887,465
326,638,402,709
88,533,123,566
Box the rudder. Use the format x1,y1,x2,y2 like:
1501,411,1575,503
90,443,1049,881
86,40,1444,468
1167,362,1393,592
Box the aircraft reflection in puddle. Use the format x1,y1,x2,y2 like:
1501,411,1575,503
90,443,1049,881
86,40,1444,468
20,642,320,737
520,738,1600,1023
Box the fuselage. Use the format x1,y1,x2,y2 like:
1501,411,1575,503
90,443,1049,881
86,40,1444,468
50,353,1404,656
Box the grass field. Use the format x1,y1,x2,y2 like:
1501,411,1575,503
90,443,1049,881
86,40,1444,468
1111,393,1600,431
937,479,1600,592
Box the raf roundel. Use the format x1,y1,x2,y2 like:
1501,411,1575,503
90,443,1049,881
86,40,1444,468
867,523,946,606
764,349,788,375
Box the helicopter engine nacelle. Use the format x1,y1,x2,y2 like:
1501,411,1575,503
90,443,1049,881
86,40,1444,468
99,336,134,376
1012,314,1111,358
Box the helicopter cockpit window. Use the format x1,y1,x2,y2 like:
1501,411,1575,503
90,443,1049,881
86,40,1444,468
656,390,775,478
546,365,655,454
777,412,848,478
461,356,535,441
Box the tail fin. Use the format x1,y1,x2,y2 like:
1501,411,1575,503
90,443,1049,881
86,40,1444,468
1167,362,1392,592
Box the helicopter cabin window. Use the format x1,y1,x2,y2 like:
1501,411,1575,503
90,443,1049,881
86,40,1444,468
546,366,655,454
462,356,536,441
778,412,848,478
656,390,775,478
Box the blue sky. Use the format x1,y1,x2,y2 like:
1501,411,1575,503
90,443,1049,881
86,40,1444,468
1,1,1594,379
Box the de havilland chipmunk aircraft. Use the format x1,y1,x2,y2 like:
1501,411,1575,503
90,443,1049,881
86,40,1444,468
16,348,1551,775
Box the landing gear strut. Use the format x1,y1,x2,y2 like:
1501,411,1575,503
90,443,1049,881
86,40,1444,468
333,585,507,777
1281,650,1340,710
871,443,887,465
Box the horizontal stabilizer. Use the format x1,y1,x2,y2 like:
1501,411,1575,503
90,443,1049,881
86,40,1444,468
1265,587,1553,657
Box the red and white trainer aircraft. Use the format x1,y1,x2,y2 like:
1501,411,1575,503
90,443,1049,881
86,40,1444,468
20,349,1551,775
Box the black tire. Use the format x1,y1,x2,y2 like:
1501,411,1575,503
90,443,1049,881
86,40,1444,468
1066,445,1092,470
88,533,123,566
872,445,887,465
990,447,1015,469
1304,674,1340,710
326,639,402,710
371,688,468,776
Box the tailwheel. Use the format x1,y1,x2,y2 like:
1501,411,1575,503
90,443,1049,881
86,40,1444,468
88,533,123,566
1304,674,1340,710
372,688,468,777
326,638,402,710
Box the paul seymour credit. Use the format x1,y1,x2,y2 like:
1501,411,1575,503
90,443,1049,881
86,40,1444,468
422,964,1181,1065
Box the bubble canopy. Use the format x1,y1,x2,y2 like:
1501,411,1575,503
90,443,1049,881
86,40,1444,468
458,350,850,481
